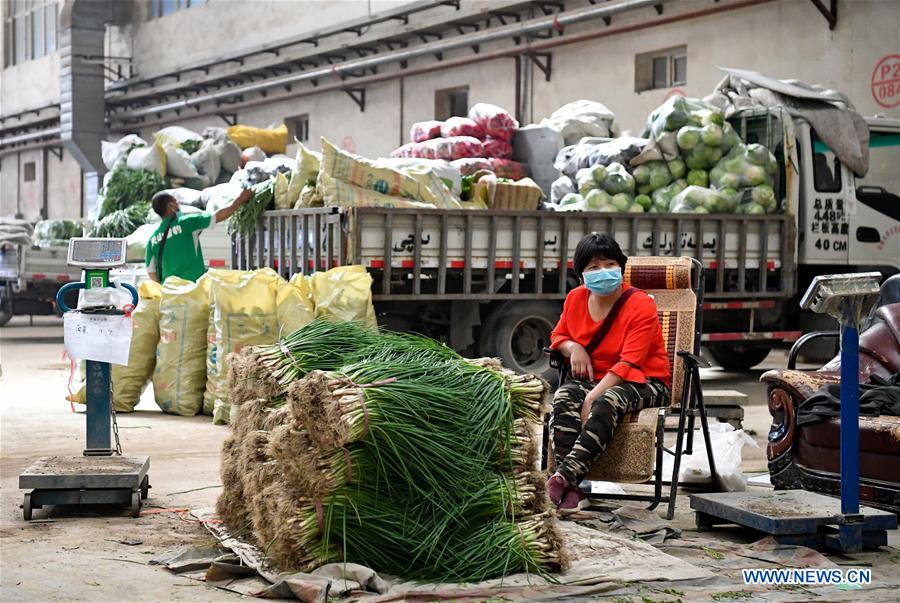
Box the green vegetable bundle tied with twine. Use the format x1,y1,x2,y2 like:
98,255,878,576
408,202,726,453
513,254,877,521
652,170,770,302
218,319,565,581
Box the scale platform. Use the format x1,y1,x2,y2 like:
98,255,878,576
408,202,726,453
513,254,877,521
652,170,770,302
691,490,897,551
19,455,150,520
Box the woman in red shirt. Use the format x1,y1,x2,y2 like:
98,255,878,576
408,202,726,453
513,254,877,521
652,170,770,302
547,233,671,511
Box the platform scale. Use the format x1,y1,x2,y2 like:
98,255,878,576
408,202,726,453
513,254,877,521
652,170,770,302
19,237,149,520
691,272,897,552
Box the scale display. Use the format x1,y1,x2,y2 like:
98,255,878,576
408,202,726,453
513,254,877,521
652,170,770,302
67,238,127,268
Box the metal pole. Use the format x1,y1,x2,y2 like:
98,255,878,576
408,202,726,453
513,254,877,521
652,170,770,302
838,299,861,551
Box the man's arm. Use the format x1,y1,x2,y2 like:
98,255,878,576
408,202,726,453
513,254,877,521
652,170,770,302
214,188,253,224
148,271,159,283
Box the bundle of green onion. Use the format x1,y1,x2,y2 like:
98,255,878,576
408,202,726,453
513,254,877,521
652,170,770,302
218,319,565,582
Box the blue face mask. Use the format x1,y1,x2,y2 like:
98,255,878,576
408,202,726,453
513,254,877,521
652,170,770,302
583,267,622,295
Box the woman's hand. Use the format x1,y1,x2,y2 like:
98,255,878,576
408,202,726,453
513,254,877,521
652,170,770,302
568,343,594,381
580,372,624,425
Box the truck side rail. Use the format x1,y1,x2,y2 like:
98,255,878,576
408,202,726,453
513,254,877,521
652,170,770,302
233,207,796,301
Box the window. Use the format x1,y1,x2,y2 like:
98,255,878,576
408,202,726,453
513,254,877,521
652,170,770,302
434,86,469,121
286,114,310,143
4,1,58,67
635,46,687,93
147,0,207,20
24,162,36,182
811,134,842,193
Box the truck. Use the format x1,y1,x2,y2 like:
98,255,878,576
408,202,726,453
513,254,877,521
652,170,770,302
0,224,234,326
232,107,899,375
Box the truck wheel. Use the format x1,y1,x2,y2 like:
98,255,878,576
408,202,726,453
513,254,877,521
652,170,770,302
0,310,11,327
708,344,772,371
479,301,560,377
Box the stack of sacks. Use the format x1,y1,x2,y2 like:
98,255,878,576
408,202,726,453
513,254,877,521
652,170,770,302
392,103,529,180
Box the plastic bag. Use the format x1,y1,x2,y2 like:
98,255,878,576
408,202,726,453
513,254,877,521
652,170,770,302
643,96,714,139
154,276,210,416
450,157,493,176
203,269,281,424
550,175,575,204
425,136,483,161
241,146,267,164
125,223,157,262
669,185,725,214
488,158,528,180
409,120,443,143
650,179,688,212
540,99,618,145
311,265,377,328
200,183,242,215
155,126,203,149
554,137,648,179
663,423,758,491
481,137,513,159
227,123,288,155
126,143,166,176
163,144,201,179
321,138,458,208
276,273,316,336
390,142,421,159
440,116,484,140
468,103,518,141
102,135,146,171
191,139,221,180
273,172,291,210
709,143,776,190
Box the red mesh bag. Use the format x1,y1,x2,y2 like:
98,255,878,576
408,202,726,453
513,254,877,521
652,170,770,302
481,137,513,159
409,120,443,143
489,158,529,180
440,117,485,140
468,103,518,141
450,157,494,176
426,136,483,161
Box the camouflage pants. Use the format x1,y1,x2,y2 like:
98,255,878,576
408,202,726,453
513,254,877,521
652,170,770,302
549,378,669,485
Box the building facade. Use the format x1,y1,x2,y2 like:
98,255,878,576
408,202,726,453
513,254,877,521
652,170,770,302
2,0,898,220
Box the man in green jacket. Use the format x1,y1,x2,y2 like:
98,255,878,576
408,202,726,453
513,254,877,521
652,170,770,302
146,189,252,283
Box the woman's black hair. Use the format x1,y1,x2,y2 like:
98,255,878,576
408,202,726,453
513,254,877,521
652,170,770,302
151,191,176,217
573,232,628,278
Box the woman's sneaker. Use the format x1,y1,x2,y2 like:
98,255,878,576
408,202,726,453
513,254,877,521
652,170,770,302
546,473,568,507
559,486,588,512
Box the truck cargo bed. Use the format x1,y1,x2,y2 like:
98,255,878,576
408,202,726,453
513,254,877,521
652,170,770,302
233,207,796,300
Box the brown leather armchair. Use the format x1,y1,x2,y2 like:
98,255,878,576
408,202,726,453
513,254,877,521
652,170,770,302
762,303,900,512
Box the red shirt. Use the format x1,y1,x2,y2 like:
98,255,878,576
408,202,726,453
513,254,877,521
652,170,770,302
550,284,671,386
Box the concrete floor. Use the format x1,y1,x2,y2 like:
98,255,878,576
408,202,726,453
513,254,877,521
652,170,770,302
0,316,894,601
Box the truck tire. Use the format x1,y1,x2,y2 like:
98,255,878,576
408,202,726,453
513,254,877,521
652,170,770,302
0,310,11,327
708,343,771,371
479,301,560,379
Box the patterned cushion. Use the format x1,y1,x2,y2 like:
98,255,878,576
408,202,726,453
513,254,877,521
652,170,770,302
586,407,661,483
625,256,693,291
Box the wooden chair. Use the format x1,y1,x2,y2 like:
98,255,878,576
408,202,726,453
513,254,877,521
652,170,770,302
543,256,720,519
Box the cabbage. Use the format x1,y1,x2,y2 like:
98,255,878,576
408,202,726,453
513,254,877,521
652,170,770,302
611,193,633,212
637,183,653,195
700,124,723,147
634,194,652,210
670,185,723,214
698,109,725,127
627,203,645,213
740,202,766,215
576,168,596,195
667,159,686,180
651,179,687,212
559,192,583,207
584,189,612,211
745,143,770,166
719,123,740,151
745,165,768,186
632,164,651,185
676,126,702,151
591,164,608,183
600,162,635,195
686,169,709,187
685,147,708,170
648,162,673,190
717,188,741,213
750,184,777,210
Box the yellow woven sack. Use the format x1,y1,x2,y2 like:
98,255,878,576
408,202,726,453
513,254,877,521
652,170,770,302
204,269,281,425
153,275,210,416
227,124,288,155
318,172,433,209
273,172,291,210
277,273,316,337
67,281,163,412
320,138,458,209
311,265,376,328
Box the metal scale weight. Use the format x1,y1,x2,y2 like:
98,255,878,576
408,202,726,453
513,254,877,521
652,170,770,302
19,238,150,520
691,272,897,552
